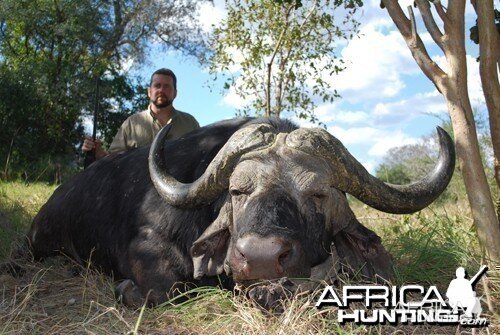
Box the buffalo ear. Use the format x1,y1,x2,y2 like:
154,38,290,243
328,191,393,281
333,215,394,282
191,195,232,279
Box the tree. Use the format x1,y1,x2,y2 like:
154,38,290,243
380,0,500,264
470,1,500,202
376,163,412,184
0,0,206,181
375,142,435,183
375,114,494,205
208,0,363,122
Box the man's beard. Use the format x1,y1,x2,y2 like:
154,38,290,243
151,97,172,109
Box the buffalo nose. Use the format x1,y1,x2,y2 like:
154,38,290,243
232,234,300,280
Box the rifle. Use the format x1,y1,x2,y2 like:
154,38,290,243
84,77,100,169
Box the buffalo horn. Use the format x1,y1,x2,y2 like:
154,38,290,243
149,123,277,207
286,127,455,214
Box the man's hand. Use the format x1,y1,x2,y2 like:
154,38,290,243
82,137,108,159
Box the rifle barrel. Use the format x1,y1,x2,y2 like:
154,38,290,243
84,77,100,169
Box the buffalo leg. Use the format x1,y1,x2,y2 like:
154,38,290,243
120,236,194,306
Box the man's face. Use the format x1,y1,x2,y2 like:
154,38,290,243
148,74,177,109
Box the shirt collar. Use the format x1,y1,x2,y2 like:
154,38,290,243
149,106,176,126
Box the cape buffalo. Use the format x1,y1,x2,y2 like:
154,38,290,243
27,117,455,306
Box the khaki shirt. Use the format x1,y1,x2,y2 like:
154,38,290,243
108,108,199,153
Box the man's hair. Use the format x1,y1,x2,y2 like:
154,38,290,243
150,68,177,89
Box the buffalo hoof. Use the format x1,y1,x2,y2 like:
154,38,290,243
115,279,145,308
247,277,297,313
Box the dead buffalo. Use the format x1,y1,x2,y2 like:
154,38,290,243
27,117,455,306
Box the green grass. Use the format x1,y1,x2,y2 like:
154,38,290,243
0,181,57,259
349,199,486,289
383,210,481,287
0,181,498,334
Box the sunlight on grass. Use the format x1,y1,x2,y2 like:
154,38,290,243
0,181,57,259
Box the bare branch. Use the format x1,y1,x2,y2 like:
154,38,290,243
382,0,447,92
381,0,411,37
475,0,500,188
434,1,449,25
408,5,418,48
284,0,319,64
266,3,295,117
267,4,295,73
414,0,444,51
3,126,22,179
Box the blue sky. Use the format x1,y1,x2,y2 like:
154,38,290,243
128,0,485,174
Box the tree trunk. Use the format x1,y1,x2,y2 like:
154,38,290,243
475,0,500,213
382,0,500,265
440,3,500,265
265,61,272,117
443,85,500,264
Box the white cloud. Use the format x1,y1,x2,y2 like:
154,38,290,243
335,111,370,124
396,0,415,8
464,56,485,106
309,104,370,125
329,125,380,145
357,0,395,29
218,46,248,73
332,26,419,103
198,1,226,32
371,90,447,125
291,104,371,129
328,125,419,158
368,132,419,157
360,159,377,175
222,85,247,109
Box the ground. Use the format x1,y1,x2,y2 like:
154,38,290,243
0,181,498,334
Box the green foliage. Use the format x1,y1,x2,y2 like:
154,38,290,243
376,163,411,185
209,0,363,122
0,0,206,182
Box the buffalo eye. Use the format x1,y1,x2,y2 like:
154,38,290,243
230,188,247,197
312,193,327,200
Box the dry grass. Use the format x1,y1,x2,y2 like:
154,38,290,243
1,256,498,334
0,182,499,334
